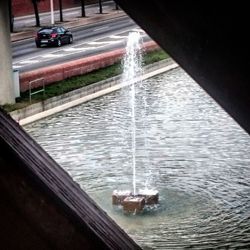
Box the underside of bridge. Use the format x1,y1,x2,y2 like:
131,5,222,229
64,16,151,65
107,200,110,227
115,0,250,135
0,1,249,249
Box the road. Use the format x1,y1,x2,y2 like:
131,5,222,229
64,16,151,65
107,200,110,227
12,15,150,73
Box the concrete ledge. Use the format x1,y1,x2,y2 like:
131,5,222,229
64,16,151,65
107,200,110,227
11,58,178,125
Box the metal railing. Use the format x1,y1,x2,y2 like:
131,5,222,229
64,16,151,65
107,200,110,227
29,78,45,103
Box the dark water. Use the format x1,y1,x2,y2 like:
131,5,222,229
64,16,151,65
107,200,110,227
24,68,250,249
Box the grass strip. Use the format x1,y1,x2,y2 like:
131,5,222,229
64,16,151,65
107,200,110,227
3,49,168,112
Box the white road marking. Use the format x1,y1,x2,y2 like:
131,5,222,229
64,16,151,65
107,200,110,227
109,35,127,39
19,60,39,64
42,54,64,58
88,41,120,45
64,47,91,52
93,26,109,32
13,29,149,69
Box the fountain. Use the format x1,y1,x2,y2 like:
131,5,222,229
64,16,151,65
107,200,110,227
112,31,159,214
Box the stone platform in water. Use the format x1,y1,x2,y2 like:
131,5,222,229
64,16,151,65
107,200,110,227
123,196,145,214
112,190,132,205
138,189,159,205
112,189,159,214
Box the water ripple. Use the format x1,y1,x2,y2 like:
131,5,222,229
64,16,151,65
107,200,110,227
25,68,250,249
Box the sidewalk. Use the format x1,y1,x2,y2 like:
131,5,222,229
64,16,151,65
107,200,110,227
11,7,126,42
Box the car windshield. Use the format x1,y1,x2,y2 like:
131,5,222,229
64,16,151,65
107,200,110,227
39,28,53,33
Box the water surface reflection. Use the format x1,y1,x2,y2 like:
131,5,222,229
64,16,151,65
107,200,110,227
25,68,250,249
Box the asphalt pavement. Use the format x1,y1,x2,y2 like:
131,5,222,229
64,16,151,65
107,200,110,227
11,5,126,42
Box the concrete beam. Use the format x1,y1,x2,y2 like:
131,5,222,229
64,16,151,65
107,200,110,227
0,109,141,249
115,0,250,134
0,1,15,105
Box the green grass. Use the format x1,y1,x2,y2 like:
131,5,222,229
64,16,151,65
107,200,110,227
2,49,168,112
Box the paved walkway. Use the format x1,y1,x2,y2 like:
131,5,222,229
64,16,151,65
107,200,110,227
11,6,126,42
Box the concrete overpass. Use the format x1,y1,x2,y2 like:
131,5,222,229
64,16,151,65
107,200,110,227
114,0,250,136
0,0,249,249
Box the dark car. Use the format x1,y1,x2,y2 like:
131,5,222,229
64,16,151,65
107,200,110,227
35,26,73,48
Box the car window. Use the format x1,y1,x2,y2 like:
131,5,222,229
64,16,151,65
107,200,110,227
39,28,53,33
56,27,63,34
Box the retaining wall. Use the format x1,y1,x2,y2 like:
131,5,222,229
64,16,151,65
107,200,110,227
20,41,159,92
11,58,178,124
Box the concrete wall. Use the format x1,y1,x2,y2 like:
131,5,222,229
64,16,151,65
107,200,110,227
0,108,141,250
0,1,15,105
115,0,250,135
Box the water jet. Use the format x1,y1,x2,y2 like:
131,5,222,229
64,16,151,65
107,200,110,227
112,31,159,214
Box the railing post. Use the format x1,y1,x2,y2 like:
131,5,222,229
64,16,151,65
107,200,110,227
29,78,45,103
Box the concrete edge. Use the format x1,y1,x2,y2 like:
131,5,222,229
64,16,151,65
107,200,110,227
12,59,179,126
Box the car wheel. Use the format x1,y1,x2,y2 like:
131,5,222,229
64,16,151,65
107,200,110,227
57,39,62,47
69,36,73,44
36,42,41,48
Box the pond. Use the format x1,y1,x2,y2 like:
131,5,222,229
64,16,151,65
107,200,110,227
24,67,250,249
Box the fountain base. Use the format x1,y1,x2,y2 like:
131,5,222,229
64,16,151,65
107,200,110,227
112,190,132,205
138,189,159,205
123,196,145,214
112,189,159,214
